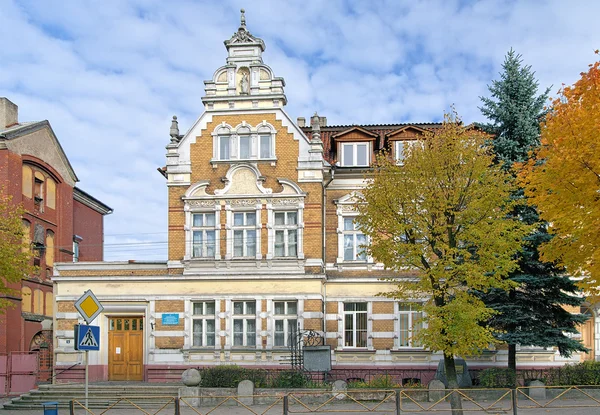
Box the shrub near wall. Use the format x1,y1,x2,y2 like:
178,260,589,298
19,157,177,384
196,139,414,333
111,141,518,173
198,366,309,388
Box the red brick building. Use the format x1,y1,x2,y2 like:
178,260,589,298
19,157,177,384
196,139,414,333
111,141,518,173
0,97,112,381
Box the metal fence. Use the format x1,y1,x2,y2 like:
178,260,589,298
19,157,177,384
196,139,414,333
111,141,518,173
67,386,600,414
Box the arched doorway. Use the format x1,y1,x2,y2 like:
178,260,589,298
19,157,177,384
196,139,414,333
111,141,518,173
30,331,51,382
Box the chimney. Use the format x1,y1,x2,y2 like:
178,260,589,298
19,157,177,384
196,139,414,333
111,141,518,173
0,98,18,129
297,117,306,127
319,116,327,127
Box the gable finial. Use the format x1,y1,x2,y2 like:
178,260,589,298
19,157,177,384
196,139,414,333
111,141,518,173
240,8,246,28
170,115,180,143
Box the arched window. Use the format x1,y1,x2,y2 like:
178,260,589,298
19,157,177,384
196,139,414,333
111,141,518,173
46,177,56,209
45,291,53,316
217,126,231,160
22,220,31,251
33,289,43,314
22,165,33,198
21,287,32,313
45,230,55,267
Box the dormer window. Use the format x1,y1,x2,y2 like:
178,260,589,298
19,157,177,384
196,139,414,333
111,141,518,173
341,143,369,167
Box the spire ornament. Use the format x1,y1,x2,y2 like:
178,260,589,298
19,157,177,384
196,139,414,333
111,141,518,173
170,115,180,143
240,8,246,28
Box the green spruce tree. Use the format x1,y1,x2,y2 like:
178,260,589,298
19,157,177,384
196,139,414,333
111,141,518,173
479,49,587,374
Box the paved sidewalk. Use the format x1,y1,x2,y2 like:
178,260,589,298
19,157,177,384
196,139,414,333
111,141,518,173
2,400,600,415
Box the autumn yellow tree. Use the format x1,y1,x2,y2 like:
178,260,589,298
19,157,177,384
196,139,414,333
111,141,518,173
355,112,528,413
520,54,600,297
0,191,35,311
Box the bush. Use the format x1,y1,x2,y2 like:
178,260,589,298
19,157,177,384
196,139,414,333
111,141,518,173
269,370,309,388
198,365,268,388
479,368,516,388
545,361,600,386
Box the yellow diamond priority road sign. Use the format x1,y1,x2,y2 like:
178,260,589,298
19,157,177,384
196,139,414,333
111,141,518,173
74,290,104,324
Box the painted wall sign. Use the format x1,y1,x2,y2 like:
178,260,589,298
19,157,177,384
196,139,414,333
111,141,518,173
161,313,180,325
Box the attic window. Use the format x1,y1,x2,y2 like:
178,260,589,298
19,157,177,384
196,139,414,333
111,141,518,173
341,143,369,167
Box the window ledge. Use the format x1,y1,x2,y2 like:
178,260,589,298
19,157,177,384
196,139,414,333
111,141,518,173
210,158,278,165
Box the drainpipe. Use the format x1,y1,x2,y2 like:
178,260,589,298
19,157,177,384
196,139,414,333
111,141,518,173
322,167,335,337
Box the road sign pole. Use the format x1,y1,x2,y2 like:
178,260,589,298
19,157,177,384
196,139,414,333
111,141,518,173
85,350,89,407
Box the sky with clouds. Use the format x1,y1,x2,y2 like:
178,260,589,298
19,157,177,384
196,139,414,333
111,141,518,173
1,0,598,261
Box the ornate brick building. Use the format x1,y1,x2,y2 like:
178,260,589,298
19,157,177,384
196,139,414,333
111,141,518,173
0,97,112,382
52,12,595,383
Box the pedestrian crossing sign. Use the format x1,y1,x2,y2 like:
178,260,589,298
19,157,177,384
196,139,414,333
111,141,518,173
74,324,100,351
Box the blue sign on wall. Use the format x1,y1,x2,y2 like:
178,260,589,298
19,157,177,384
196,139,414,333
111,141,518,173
74,324,100,351
161,313,180,325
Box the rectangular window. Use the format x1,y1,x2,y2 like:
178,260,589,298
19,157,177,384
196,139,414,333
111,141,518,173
343,217,367,261
219,136,230,160
398,303,424,348
233,301,256,347
239,135,251,159
260,135,272,159
344,302,367,348
395,140,416,164
274,211,298,257
192,213,216,258
274,301,298,347
233,212,257,257
192,301,216,347
341,143,369,167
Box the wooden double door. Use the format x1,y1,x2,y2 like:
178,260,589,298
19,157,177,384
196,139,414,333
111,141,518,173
108,316,144,381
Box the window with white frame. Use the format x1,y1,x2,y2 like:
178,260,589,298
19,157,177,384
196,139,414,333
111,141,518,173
214,124,275,161
233,212,257,257
274,211,298,257
398,303,424,348
239,133,251,159
192,301,216,347
343,217,367,261
219,134,230,160
341,142,369,167
273,301,298,347
395,140,417,164
192,213,216,258
259,134,272,159
344,302,367,348
233,301,256,347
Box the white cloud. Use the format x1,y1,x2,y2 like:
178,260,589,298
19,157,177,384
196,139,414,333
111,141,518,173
1,0,598,260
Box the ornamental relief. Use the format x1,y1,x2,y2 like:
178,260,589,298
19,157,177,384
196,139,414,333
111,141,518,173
338,204,357,213
228,199,258,207
187,200,216,208
270,198,300,206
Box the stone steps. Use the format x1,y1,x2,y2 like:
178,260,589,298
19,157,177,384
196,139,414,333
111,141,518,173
3,383,183,410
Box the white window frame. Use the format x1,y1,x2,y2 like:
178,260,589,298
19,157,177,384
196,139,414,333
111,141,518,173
232,211,257,258
395,140,417,165
273,301,298,347
340,142,370,167
191,212,217,258
232,300,257,347
339,216,368,262
273,211,299,258
184,207,221,260
211,122,276,162
226,203,261,260
396,302,425,349
192,301,217,347
343,302,368,348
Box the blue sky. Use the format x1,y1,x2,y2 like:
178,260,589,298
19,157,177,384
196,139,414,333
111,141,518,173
1,0,598,260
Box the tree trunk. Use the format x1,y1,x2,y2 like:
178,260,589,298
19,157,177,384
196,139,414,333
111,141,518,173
443,353,463,415
508,343,517,386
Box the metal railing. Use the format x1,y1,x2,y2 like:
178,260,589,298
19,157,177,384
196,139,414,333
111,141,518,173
66,386,600,414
